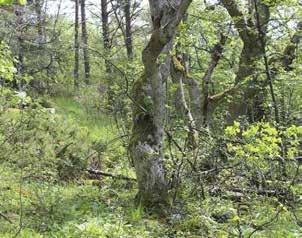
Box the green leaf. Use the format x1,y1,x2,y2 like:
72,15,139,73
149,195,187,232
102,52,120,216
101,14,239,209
0,0,26,5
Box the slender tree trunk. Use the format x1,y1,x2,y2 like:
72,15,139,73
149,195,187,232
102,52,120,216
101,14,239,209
15,5,25,90
187,76,203,127
174,35,225,128
35,0,44,43
129,0,192,211
80,0,90,83
201,34,227,126
101,0,115,106
101,0,112,74
171,55,198,149
74,0,80,88
123,0,133,60
254,0,279,123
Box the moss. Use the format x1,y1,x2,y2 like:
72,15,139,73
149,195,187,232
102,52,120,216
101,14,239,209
185,72,193,79
172,56,185,72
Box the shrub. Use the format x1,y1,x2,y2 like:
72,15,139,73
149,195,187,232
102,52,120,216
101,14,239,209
0,105,92,181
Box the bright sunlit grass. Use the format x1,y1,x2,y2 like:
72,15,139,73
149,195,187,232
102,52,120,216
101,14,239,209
52,96,118,143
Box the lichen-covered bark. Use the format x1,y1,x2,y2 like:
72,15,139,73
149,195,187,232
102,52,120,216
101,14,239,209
171,55,198,149
129,0,192,210
222,0,270,123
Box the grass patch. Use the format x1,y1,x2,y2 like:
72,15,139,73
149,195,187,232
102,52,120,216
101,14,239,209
51,96,118,143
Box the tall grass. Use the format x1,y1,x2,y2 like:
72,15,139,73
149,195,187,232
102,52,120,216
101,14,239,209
52,96,118,143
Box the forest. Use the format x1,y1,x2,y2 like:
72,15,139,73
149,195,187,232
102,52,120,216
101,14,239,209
0,0,301,237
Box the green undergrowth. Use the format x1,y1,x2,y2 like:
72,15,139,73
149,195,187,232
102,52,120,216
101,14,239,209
1,166,301,237
1,95,301,237
0,165,167,238
51,96,117,143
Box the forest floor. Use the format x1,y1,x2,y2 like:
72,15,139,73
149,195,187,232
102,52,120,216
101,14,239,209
0,96,301,238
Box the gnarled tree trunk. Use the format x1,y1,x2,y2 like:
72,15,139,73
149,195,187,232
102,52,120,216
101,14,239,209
222,0,270,123
129,0,192,211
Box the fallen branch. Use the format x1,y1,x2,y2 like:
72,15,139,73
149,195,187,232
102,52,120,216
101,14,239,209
0,212,13,224
87,169,136,182
230,187,290,198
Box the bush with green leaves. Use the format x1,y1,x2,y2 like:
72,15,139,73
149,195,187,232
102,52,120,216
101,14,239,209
224,121,301,189
0,42,16,82
0,106,92,181
225,122,301,161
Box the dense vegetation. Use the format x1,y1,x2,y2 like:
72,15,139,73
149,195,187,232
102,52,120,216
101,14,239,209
0,0,301,237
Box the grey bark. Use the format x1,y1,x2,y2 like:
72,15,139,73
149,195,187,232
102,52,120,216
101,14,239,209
31,0,44,42
74,0,80,88
187,76,203,127
123,0,133,60
181,35,226,128
101,0,112,74
280,21,302,71
80,0,90,83
201,34,227,126
272,21,302,124
14,5,25,90
254,0,279,123
221,0,270,123
170,55,198,149
129,0,192,210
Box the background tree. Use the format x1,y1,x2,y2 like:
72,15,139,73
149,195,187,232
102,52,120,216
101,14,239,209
123,0,133,60
80,0,90,83
74,0,80,87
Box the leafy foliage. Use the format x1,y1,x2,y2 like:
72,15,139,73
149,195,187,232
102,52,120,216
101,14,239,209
0,42,16,82
0,0,301,237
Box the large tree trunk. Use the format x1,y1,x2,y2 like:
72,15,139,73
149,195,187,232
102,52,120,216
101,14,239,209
273,21,302,125
129,0,192,211
80,0,90,83
123,0,133,60
221,0,270,123
74,0,80,88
